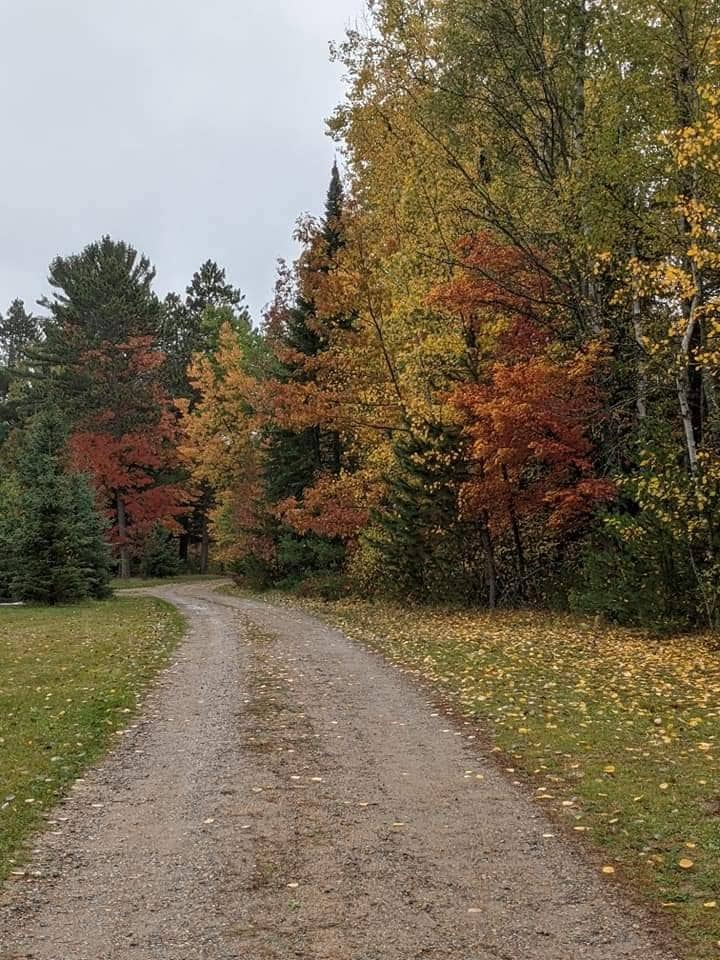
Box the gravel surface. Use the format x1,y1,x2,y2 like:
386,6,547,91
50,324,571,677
0,582,679,959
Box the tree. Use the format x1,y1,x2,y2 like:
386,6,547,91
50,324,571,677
0,299,40,445
369,421,490,603
36,237,186,578
161,261,252,571
454,348,616,572
0,476,21,600
179,322,271,572
262,166,352,536
8,409,111,605
0,299,39,367
161,260,251,400
139,524,181,579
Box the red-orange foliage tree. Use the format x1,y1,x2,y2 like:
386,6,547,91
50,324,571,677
68,336,186,576
38,239,188,577
432,234,615,595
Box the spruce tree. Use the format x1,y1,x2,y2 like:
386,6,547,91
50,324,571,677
265,164,349,503
10,409,111,605
371,422,479,601
139,524,180,579
261,165,352,582
322,161,345,260
0,478,20,600
66,473,112,599
0,299,40,446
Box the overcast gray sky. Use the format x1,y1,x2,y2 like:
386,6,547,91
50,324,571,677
0,0,364,322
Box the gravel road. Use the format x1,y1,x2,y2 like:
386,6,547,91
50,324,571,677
0,582,678,959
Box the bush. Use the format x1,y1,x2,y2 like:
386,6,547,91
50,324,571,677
230,553,274,591
569,514,700,628
275,531,345,584
295,573,351,601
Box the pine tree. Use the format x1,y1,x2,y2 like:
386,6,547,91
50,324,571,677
32,238,185,579
266,165,349,497
0,299,39,367
161,262,252,399
0,299,40,446
186,260,247,317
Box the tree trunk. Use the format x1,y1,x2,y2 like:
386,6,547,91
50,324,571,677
331,430,342,475
178,529,189,563
502,466,526,596
200,514,210,575
630,241,647,421
479,514,497,609
670,4,702,470
116,492,131,580
677,360,699,473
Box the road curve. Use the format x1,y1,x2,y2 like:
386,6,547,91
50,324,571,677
0,582,677,959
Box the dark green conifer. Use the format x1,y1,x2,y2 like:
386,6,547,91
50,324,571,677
9,409,111,605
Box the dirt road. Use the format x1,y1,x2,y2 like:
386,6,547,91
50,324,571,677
0,582,677,959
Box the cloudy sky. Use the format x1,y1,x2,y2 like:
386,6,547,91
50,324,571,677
0,0,365,321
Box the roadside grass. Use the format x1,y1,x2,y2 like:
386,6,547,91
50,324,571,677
229,587,720,959
111,573,223,590
0,597,184,880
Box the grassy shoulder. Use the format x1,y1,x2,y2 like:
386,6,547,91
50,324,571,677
225,586,720,959
0,596,184,880
111,573,223,590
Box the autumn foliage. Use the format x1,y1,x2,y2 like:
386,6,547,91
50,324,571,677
453,349,616,533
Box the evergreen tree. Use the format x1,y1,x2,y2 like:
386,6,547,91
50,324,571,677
370,422,486,602
161,261,251,399
0,299,39,367
30,238,184,580
36,237,162,417
160,262,252,572
322,160,345,260
186,259,247,317
265,165,349,501
0,299,40,446
259,164,357,584
139,524,180,579
66,472,112,599
9,409,112,605
0,477,20,600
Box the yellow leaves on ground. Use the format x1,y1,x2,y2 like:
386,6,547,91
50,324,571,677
298,597,720,957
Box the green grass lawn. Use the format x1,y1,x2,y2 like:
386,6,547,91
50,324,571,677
240,589,720,959
111,573,224,590
0,597,184,880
